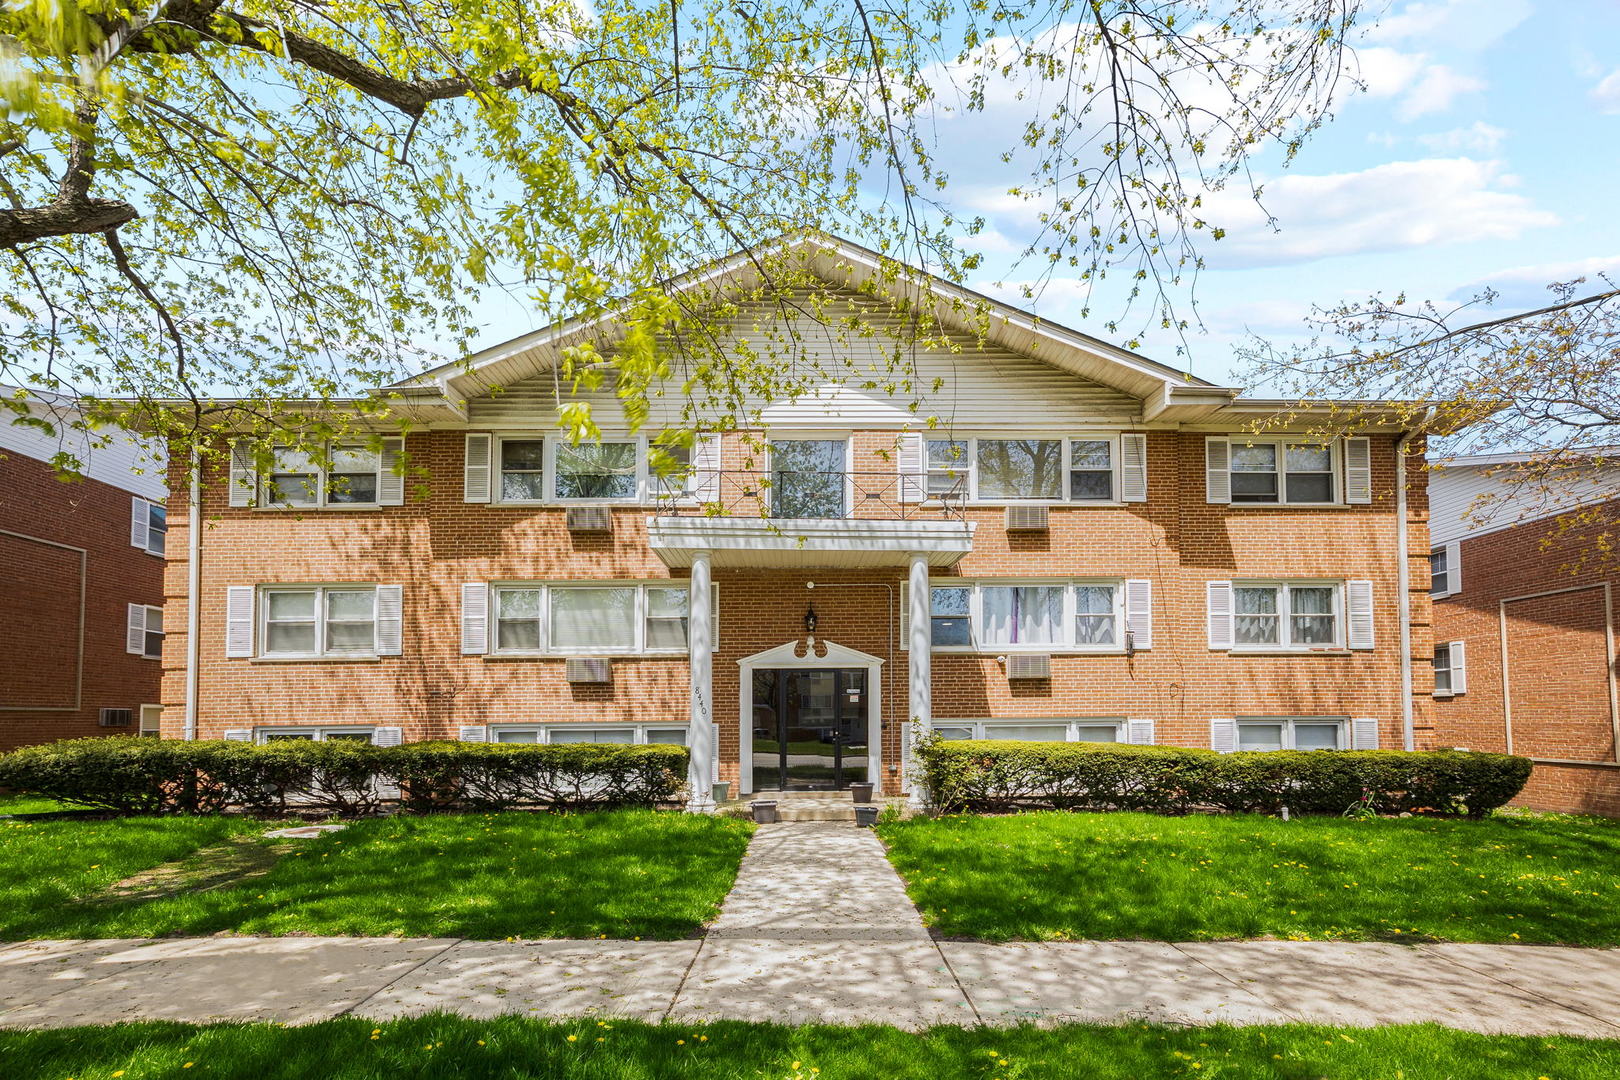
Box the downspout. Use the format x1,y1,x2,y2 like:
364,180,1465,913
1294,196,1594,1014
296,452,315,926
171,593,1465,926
184,445,201,741
1396,431,1416,752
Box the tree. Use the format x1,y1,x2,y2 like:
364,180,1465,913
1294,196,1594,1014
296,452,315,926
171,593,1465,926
1239,277,1620,551
1,0,1364,467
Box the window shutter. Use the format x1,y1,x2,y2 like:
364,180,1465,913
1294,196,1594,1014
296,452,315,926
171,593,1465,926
225,586,255,658
130,497,148,549
1344,437,1372,504
375,585,403,656
458,725,488,742
691,433,722,502
1124,579,1153,650
1445,541,1461,596
1351,717,1380,750
464,434,492,503
1126,718,1154,745
228,442,256,508
898,432,926,503
126,603,146,654
461,583,489,655
378,437,405,506
1450,639,1468,694
223,729,253,742
1346,579,1375,649
1206,580,1234,649
1120,433,1148,502
371,725,403,747
1210,717,1237,753
1205,437,1231,504
899,582,910,642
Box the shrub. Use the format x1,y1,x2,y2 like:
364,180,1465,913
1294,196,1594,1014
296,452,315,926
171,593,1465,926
915,736,1530,818
0,738,689,816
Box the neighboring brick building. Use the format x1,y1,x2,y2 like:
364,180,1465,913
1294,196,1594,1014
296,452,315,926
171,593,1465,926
1429,453,1620,815
158,236,1435,806
1,391,167,750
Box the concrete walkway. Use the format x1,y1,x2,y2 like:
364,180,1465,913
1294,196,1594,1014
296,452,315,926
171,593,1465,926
4,822,1620,1034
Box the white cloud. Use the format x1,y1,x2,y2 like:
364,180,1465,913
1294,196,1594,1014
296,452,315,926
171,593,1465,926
1592,70,1620,114
1398,65,1486,120
1197,158,1558,269
1415,121,1508,153
1365,0,1531,52
1352,47,1485,122
1452,256,1620,308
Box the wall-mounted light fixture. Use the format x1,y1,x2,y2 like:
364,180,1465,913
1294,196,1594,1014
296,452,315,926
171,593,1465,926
804,604,819,635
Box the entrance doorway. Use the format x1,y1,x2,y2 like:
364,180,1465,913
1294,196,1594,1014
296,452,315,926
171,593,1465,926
751,668,870,790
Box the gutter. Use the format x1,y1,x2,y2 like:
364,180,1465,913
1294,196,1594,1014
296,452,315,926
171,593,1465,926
1396,431,1416,751
184,446,201,741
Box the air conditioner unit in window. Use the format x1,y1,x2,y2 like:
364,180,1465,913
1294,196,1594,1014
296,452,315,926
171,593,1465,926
565,657,612,683
566,506,612,533
1004,505,1049,531
1006,654,1051,680
99,708,133,728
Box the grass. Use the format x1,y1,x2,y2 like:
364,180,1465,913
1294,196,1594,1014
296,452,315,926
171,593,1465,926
0,1015,1614,1079
0,792,78,814
0,810,753,940
878,810,1620,945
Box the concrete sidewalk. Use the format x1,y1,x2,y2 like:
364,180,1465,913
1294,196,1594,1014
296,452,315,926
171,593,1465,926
3,823,1620,1034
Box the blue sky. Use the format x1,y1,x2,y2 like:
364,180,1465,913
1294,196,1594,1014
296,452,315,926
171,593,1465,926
463,0,1620,392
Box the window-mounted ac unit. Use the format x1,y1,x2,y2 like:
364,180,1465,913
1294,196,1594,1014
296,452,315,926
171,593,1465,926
99,708,133,728
1006,654,1051,680
1005,505,1049,531
565,657,612,684
566,506,613,533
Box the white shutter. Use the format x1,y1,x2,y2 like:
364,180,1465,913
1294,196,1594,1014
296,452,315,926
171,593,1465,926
225,586,255,658
1344,437,1372,504
1450,639,1468,695
223,729,253,742
460,583,489,655
898,432,926,503
691,433,722,503
1351,717,1380,750
378,437,405,506
1206,580,1234,649
228,442,256,508
899,582,910,642
1126,718,1154,745
1205,437,1231,504
464,434,492,503
130,497,148,549
1446,541,1462,596
458,725,488,742
372,726,403,746
1120,433,1148,502
126,603,146,654
1346,579,1375,650
1210,717,1237,753
375,585,403,656
1124,579,1153,650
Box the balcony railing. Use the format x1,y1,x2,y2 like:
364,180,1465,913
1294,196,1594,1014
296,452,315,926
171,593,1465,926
654,470,966,521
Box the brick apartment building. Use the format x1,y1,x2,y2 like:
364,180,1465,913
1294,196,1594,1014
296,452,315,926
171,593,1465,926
157,237,1435,806
1429,452,1620,815
1,391,167,750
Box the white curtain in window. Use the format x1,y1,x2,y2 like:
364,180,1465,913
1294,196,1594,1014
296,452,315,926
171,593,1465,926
550,588,636,649
981,586,1061,645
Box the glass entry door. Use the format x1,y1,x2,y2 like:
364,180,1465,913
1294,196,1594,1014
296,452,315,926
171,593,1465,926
751,668,870,790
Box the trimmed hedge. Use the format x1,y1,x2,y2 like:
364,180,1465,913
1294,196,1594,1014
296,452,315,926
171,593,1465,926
915,737,1531,818
0,738,689,816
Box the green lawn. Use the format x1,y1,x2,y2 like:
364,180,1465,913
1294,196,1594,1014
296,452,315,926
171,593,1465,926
0,792,78,814
878,811,1620,945
0,810,753,940
0,1015,1611,1079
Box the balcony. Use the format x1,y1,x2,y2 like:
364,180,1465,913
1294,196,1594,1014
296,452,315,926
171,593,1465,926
647,470,975,569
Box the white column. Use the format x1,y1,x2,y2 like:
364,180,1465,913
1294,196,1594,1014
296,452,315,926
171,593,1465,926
686,550,716,813
907,551,932,808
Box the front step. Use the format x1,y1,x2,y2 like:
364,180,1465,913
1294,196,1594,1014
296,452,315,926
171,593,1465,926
719,791,908,823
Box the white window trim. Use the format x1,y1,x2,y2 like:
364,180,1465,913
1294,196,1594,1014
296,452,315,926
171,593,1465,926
139,704,163,736
258,585,379,659
924,434,1128,506
129,603,164,660
1433,640,1466,697
930,579,1127,654
255,725,377,743
487,722,690,745
931,718,1125,742
258,442,386,510
1229,580,1344,652
1235,716,1348,751
493,434,649,507
132,497,166,556
489,581,713,657
1225,437,1342,507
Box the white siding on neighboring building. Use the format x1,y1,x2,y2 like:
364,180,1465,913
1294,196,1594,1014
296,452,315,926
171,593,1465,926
1429,462,1620,546
0,399,166,501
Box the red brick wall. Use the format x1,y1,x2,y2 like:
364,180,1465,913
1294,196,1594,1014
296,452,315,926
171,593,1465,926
0,453,165,750
164,429,1429,794
1431,500,1620,814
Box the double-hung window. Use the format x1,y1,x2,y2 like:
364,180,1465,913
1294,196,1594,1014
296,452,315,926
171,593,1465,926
920,435,1130,503
1229,440,1336,504
1068,440,1114,501
262,586,377,657
1237,717,1345,751
491,723,689,745
126,604,163,659
499,440,547,501
1433,641,1466,697
926,580,1127,652
925,439,969,499
933,718,1123,742
259,727,374,743
263,443,382,507
490,583,703,654
131,498,166,556
1232,583,1339,649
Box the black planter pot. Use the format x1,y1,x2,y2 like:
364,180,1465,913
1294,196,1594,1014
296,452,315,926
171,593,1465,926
750,800,779,824
854,804,880,827
850,782,875,804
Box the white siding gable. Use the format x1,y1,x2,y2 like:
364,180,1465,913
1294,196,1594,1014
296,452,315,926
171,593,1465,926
1,406,165,501
1430,461,1620,546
